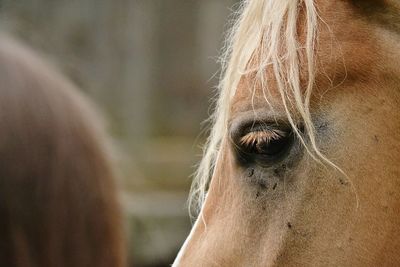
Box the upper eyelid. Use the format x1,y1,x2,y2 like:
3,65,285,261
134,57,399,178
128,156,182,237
229,108,290,130
229,115,291,143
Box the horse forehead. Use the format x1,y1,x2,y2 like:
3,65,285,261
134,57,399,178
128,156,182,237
229,75,277,116
230,1,389,116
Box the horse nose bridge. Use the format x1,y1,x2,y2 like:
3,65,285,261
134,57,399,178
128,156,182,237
172,214,204,266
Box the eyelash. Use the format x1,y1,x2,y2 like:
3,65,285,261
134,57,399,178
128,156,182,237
239,129,286,148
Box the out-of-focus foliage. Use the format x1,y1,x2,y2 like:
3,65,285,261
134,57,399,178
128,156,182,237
0,0,237,266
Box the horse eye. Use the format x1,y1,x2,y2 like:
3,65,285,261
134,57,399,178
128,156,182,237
235,128,294,166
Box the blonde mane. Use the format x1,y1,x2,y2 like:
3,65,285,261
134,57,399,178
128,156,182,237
189,0,332,216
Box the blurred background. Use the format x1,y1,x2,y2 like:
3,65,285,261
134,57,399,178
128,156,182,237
0,0,238,266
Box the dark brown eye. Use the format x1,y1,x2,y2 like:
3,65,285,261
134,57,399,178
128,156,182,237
235,128,294,166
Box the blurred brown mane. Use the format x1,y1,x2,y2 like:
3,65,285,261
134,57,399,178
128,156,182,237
0,35,126,267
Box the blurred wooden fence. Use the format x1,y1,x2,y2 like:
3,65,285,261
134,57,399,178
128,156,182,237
0,0,238,266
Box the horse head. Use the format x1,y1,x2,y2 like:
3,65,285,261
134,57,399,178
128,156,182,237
174,0,400,266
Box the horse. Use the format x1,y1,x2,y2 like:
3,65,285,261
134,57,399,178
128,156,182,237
0,35,126,267
173,0,400,266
